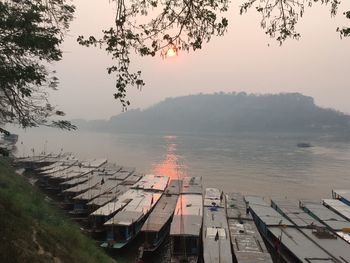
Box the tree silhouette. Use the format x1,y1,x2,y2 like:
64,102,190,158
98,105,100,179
0,0,76,133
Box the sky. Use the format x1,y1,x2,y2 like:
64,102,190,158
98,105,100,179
51,0,350,120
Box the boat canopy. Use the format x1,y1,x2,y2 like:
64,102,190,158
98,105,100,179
170,194,203,236
181,176,202,194
323,199,350,221
131,174,169,191
141,194,178,232
204,188,224,207
104,190,162,226
301,201,350,231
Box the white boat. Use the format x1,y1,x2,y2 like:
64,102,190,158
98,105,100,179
141,179,181,252
101,190,162,249
170,194,203,263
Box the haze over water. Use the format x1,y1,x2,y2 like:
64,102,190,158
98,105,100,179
14,128,350,200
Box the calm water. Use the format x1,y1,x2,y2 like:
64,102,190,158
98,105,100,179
14,128,350,199
11,128,350,262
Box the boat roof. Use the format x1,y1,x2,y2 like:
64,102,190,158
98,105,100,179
323,199,350,221
88,185,130,209
131,174,169,191
301,201,350,230
63,176,102,193
60,175,90,186
271,199,324,228
268,227,336,262
104,211,144,226
164,179,182,195
181,176,202,194
38,158,77,171
298,228,350,262
226,193,250,220
141,194,178,232
332,189,350,202
90,189,137,216
40,164,72,175
74,179,120,201
170,194,203,236
246,196,294,227
204,188,224,207
46,166,93,178
228,219,273,263
111,170,132,180
202,206,232,263
104,191,162,226
81,158,107,168
121,173,143,185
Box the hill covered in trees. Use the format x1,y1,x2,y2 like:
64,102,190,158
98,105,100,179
75,93,350,134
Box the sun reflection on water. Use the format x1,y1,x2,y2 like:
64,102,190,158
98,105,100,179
152,135,187,180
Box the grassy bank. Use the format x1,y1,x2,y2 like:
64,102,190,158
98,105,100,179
0,157,115,263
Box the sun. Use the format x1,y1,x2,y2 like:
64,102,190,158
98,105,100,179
166,46,177,57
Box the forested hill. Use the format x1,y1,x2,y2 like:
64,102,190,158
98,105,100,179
75,93,350,133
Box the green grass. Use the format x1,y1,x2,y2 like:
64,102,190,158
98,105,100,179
0,158,116,263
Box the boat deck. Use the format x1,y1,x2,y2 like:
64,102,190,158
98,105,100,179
323,198,350,221
203,206,232,263
141,194,178,232
87,185,131,208
226,193,273,263
181,176,202,194
104,190,162,226
300,201,350,231
131,174,169,191
170,194,203,237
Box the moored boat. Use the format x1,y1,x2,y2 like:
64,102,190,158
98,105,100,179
141,179,181,252
246,196,335,263
170,177,203,263
202,188,232,263
101,189,162,249
226,193,272,263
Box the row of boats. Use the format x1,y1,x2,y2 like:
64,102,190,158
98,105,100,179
13,153,350,263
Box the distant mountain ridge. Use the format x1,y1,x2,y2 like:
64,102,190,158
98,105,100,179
73,93,350,134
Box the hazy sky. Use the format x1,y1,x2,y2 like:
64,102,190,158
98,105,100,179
51,0,350,120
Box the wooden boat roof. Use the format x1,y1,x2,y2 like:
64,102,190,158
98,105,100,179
141,194,178,232
298,228,350,262
81,158,107,168
181,176,202,194
74,179,120,201
269,227,335,262
63,176,102,193
121,173,143,185
301,201,350,230
271,199,324,228
246,196,293,227
170,194,203,236
323,199,350,221
87,185,130,207
47,166,93,178
131,174,169,191
91,191,133,216
60,175,91,186
204,188,224,208
226,193,251,220
164,179,182,195
104,191,162,226
104,211,144,226
333,189,350,202
202,206,232,263
228,219,273,263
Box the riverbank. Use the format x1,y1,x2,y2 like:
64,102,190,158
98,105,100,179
0,157,115,263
